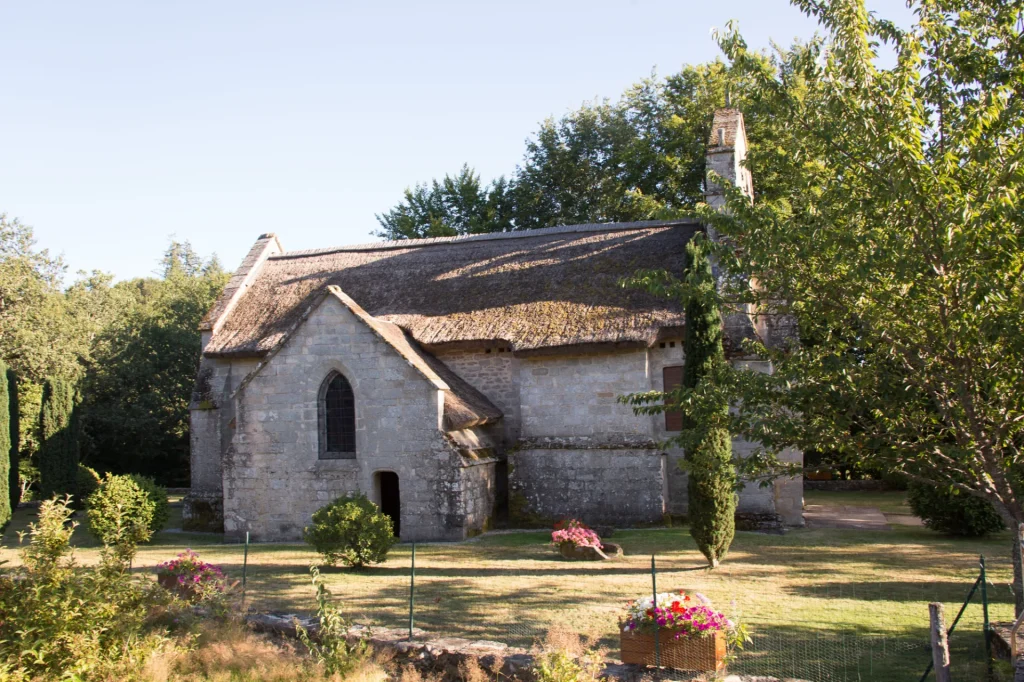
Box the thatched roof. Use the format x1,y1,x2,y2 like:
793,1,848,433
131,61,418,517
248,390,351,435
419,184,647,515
204,220,702,359
232,286,502,431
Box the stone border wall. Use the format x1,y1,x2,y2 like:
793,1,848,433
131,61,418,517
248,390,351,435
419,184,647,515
245,613,802,682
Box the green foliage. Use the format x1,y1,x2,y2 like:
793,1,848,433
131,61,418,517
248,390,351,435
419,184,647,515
533,650,603,682
86,473,156,566
80,240,228,485
680,237,736,568
8,368,19,511
38,377,78,499
128,473,170,533
908,482,1005,537
375,59,803,238
77,463,101,502
0,363,8,528
679,0,1024,529
532,631,603,682
375,165,514,239
0,495,165,680
303,493,397,567
295,565,368,676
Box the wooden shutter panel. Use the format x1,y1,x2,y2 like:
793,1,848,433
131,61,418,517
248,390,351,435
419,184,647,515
663,365,684,432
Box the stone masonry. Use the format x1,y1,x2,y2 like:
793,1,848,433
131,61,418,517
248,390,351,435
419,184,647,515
220,294,496,542
186,107,804,541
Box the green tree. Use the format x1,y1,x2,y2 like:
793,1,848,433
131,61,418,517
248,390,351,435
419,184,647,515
374,165,514,239
375,59,805,237
38,378,77,499
7,368,18,511
647,0,1024,605
682,238,736,567
80,241,228,484
0,363,9,527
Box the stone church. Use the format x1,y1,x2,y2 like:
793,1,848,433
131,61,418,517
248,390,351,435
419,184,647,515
184,109,803,541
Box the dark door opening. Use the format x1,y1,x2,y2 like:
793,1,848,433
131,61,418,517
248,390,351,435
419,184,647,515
377,471,401,537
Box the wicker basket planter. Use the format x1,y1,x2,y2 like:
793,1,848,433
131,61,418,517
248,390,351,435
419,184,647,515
558,541,623,561
619,629,725,671
158,573,198,601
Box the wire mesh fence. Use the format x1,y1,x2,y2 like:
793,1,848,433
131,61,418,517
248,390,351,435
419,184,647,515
215,536,1015,682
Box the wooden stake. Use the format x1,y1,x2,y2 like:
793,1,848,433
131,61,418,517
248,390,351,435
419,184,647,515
930,602,952,682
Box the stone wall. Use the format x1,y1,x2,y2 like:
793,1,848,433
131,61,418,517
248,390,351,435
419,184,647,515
519,351,653,439
458,459,499,534
509,447,666,526
224,294,469,542
435,349,521,443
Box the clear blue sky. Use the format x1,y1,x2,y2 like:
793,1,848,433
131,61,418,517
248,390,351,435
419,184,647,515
0,1,913,282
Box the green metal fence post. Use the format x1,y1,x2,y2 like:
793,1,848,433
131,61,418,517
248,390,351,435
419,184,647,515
241,531,249,609
981,554,991,663
651,554,660,668
408,542,416,640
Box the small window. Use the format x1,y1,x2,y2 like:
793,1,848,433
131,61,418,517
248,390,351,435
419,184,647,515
663,366,684,432
319,372,356,458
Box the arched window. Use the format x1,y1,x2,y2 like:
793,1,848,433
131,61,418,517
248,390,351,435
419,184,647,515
319,372,356,459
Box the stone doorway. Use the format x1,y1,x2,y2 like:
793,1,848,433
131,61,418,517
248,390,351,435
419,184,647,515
375,471,401,537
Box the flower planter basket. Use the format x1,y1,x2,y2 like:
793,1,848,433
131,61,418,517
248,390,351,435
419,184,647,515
559,541,622,561
158,573,198,601
620,629,725,671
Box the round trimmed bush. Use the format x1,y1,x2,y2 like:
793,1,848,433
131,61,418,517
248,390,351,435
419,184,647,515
77,464,101,503
303,493,396,567
86,474,155,549
127,474,169,533
908,481,1005,537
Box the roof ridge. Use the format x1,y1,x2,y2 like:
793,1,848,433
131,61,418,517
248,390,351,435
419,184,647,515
269,219,698,259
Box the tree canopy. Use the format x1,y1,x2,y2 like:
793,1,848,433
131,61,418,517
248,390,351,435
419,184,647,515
622,0,1024,528
374,59,805,238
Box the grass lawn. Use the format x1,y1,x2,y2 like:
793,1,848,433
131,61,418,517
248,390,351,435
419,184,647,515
2,500,1011,681
803,488,913,516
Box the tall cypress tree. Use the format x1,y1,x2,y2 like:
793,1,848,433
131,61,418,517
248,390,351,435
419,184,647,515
681,236,736,568
39,377,78,499
8,369,18,511
0,365,9,527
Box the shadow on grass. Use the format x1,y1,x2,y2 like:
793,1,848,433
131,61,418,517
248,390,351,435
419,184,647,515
785,580,1014,604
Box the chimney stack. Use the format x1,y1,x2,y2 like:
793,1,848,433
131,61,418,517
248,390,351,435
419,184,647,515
704,108,754,211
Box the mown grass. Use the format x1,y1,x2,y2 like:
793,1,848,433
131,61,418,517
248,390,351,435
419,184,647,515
803,489,912,515
1,495,1011,681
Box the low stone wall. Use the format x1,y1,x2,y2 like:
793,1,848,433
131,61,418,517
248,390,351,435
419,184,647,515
508,448,665,526
245,613,805,682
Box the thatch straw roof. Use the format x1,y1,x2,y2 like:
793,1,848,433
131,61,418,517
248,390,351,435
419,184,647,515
232,286,502,431
204,220,703,359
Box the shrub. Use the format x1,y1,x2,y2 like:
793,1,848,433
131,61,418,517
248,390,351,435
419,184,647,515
129,473,170,533
303,493,396,567
86,474,155,565
77,463,101,502
908,481,1005,537
532,628,603,682
296,565,368,676
0,363,9,529
0,496,164,679
681,237,736,568
7,367,18,513
38,377,78,499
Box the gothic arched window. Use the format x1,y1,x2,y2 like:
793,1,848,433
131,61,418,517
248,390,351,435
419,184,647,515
319,372,356,458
